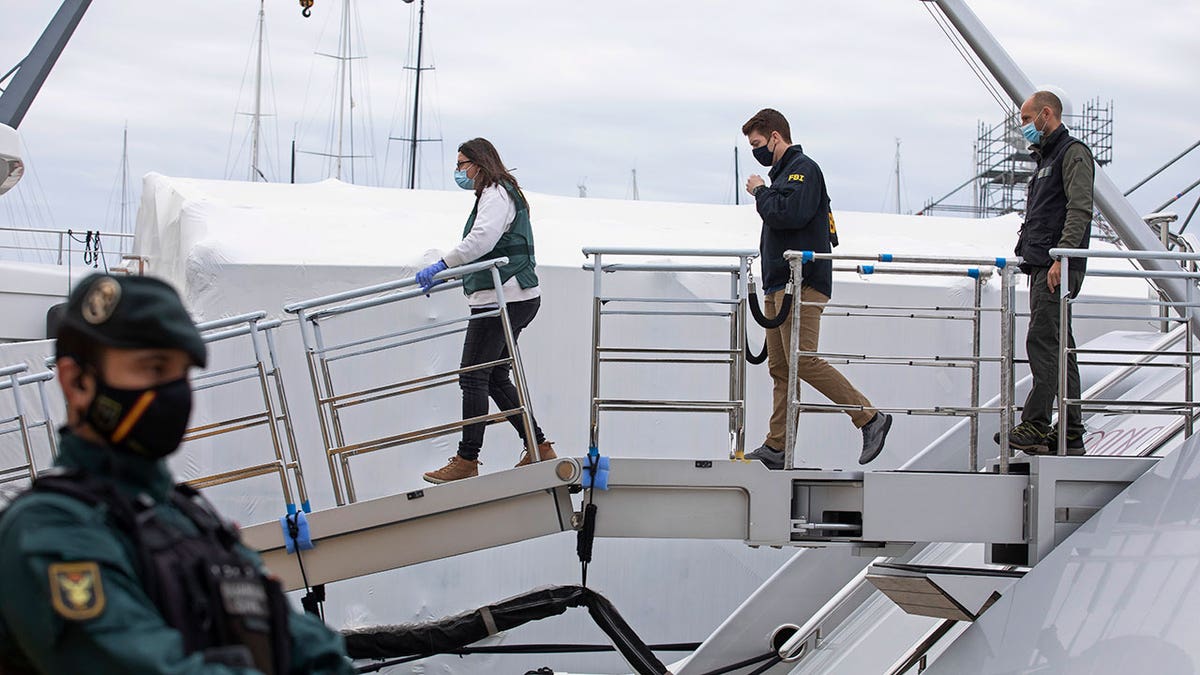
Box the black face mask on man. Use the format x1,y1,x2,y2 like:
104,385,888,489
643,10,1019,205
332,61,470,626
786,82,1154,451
85,375,193,459
752,135,777,167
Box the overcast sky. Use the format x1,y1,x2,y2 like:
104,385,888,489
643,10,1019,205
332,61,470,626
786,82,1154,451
2,0,1198,239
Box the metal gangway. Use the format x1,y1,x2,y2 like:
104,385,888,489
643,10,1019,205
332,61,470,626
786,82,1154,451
181,312,311,514
0,362,57,486
780,251,1020,472
717,247,1200,674
583,247,757,458
282,258,542,506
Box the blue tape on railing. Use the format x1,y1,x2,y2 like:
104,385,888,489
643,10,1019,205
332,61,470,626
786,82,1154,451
801,251,814,263
280,512,314,554
968,268,980,279
583,455,610,490
880,253,893,262
994,257,1007,269
286,502,298,516
861,265,875,275
301,500,312,514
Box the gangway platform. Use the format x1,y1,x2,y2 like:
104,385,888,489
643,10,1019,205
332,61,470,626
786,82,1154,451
243,454,1155,593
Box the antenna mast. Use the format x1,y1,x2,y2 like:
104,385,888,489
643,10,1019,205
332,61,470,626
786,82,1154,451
734,146,740,206
120,123,130,242
631,168,639,201
390,0,439,189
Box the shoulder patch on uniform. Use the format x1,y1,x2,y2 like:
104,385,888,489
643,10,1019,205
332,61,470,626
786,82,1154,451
49,561,106,620
788,173,805,183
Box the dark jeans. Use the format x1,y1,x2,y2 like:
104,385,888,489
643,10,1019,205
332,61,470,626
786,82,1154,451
457,297,544,460
1022,266,1085,435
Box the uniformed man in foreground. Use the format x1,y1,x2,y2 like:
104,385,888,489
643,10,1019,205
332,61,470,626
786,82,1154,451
0,274,354,674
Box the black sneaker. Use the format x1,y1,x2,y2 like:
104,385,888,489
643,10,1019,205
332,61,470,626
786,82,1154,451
859,413,892,465
992,422,1049,452
745,444,785,470
1031,429,1086,456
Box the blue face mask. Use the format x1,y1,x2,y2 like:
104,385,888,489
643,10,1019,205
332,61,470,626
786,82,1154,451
454,169,475,190
1021,112,1044,145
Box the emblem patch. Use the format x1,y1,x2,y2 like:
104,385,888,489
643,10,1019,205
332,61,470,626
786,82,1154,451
82,277,121,325
788,173,805,183
49,561,106,620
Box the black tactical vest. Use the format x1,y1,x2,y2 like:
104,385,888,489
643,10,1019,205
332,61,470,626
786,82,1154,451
3,472,292,674
1016,125,1092,273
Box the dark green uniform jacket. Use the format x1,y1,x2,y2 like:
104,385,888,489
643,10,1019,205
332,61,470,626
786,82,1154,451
460,182,539,296
0,432,354,675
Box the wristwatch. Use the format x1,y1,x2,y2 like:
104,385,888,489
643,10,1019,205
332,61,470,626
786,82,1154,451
752,185,767,198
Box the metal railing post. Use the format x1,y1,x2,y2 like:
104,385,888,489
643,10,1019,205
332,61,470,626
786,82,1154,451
969,274,983,471
783,258,804,470
1057,257,1071,456
999,264,1015,474
589,253,604,451
494,266,540,462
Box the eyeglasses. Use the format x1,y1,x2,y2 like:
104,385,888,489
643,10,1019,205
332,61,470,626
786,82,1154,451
455,160,473,170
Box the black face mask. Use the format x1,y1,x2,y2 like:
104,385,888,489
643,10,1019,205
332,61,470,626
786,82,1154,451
752,137,776,167
85,376,193,459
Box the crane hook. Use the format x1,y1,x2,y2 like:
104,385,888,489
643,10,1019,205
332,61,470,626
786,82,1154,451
299,0,314,18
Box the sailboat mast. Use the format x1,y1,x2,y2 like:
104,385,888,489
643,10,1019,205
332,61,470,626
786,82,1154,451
120,123,129,238
894,138,902,214
734,146,740,206
407,0,425,190
335,0,350,180
251,0,265,181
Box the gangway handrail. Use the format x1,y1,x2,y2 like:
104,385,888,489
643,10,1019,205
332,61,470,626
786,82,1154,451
581,246,759,258
781,250,1021,472
0,363,57,486
178,313,310,514
583,247,754,458
287,259,540,505
1050,248,1200,455
282,258,504,314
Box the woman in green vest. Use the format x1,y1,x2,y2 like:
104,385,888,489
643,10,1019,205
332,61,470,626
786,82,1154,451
417,138,554,483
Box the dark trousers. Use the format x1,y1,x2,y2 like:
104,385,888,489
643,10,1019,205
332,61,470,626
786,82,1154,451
1022,266,1085,435
458,297,544,460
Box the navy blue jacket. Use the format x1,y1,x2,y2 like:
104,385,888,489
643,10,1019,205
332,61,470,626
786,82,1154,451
755,145,836,297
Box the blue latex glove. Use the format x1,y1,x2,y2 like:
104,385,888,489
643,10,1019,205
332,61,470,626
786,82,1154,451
417,260,448,293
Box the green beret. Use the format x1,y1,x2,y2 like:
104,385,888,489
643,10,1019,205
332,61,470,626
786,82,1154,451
56,274,207,368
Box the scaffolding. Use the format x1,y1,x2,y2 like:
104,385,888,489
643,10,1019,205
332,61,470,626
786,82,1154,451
922,99,1114,220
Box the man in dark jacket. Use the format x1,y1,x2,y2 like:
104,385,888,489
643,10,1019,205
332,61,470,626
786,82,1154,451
0,274,355,674
740,108,891,469
1001,91,1094,455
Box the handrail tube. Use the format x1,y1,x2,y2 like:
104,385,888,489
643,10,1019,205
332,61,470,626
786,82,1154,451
317,309,497,357
786,250,1021,267
582,246,758,258
1050,247,1200,262
0,364,29,377
200,320,284,345
852,265,994,279
321,325,472,365
583,263,743,274
1081,269,1200,280
283,258,507,314
195,311,269,333
308,280,467,322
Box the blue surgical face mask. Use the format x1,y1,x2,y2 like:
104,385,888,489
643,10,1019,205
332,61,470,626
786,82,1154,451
454,169,475,190
1021,111,1045,145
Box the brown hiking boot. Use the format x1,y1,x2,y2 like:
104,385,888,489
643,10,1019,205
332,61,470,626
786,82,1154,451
423,456,480,484
515,441,557,468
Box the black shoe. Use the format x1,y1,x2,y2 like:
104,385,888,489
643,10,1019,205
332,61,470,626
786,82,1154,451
1032,429,1086,456
992,422,1049,452
745,444,785,470
859,413,892,465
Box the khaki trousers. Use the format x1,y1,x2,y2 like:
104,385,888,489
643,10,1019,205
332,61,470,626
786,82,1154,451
764,286,875,450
